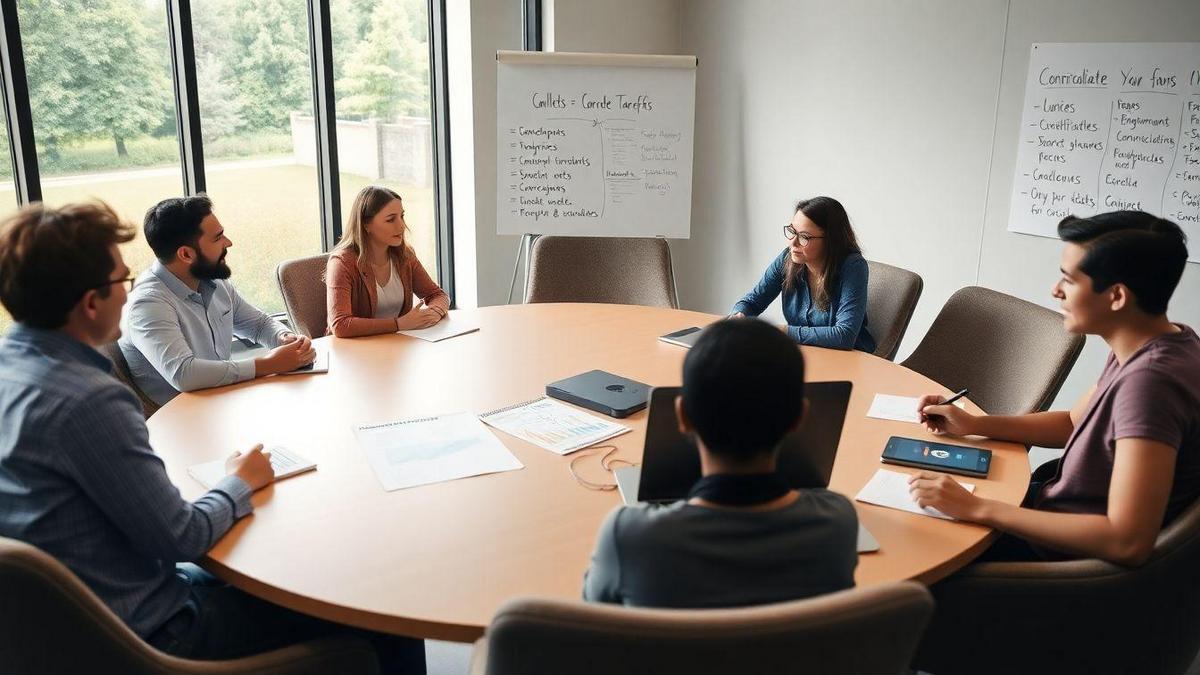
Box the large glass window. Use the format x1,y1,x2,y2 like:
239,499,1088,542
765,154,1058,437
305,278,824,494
191,0,321,315
0,97,17,334
23,0,182,289
331,0,438,277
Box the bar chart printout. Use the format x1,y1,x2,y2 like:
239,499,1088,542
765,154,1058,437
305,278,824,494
1009,42,1200,263
479,397,631,455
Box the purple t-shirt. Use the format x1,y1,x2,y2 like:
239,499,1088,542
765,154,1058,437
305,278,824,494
1036,325,1200,526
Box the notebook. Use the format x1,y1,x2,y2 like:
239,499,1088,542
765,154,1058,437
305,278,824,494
188,446,317,488
278,349,329,375
658,326,705,348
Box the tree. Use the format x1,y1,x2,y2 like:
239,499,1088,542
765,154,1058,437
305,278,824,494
337,0,428,121
228,0,311,132
197,53,245,143
22,0,170,159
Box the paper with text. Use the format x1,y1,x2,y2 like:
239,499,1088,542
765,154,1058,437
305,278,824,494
480,397,630,455
355,413,522,491
397,312,480,342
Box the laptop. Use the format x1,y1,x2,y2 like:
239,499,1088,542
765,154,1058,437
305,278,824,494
616,381,880,553
545,369,650,418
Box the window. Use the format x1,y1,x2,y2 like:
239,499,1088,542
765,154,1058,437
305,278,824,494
23,0,182,291
0,99,16,334
0,0,452,336
331,0,439,279
191,0,322,314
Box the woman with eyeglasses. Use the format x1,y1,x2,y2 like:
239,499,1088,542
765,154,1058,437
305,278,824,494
730,196,876,352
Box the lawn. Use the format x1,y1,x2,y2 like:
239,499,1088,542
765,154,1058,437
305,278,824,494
0,161,436,336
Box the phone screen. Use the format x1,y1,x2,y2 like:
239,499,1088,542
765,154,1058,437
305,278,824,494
663,327,702,339
882,437,991,476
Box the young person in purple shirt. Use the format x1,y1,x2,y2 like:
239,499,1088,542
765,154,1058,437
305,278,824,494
909,210,1199,565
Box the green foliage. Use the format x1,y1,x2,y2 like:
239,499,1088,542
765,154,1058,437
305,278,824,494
336,0,430,121
22,0,172,162
227,0,312,132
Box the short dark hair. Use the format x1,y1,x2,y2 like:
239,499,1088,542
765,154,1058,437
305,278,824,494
0,202,135,329
1057,211,1188,315
681,319,806,459
144,195,214,261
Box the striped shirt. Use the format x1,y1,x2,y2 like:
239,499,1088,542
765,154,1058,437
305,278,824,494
0,325,252,637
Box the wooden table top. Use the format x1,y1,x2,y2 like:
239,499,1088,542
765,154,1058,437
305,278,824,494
150,303,1029,642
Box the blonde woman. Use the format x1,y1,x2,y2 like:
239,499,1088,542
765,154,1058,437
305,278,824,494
326,186,449,337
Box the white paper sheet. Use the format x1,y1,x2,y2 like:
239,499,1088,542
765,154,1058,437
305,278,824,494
867,394,967,423
479,397,630,455
354,413,522,491
397,312,480,342
855,468,975,521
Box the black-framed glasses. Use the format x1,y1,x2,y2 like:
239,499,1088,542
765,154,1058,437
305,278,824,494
783,225,824,246
86,276,136,294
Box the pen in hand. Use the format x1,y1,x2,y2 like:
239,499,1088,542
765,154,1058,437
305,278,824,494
940,388,970,408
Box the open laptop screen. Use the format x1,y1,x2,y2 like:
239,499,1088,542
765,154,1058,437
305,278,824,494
637,381,853,503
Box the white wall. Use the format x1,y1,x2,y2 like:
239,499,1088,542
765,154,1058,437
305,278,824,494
548,0,1200,427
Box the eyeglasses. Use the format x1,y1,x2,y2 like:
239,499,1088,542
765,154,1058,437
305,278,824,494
783,225,824,246
86,276,136,294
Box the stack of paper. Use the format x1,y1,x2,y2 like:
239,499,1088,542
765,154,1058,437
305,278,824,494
480,397,630,455
866,394,967,423
354,412,522,491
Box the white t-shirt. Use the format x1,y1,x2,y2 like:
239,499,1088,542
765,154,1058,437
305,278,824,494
373,261,408,319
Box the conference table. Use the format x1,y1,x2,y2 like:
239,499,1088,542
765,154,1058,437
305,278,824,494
150,303,1030,643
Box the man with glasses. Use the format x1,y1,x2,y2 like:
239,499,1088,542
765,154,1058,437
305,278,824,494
120,195,314,406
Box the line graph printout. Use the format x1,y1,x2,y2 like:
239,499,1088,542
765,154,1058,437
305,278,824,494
496,50,696,238
1009,43,1200,262
479,397,631,455
354,413,522,491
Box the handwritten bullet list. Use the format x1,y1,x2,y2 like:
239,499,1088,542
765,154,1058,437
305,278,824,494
1010,44,1200,262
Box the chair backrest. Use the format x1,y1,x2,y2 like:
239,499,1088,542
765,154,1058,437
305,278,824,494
901,286,1084,415
919,495,1200,675
524,236,679,308
276,253,331,338
0,535,183,673
97,342,159,418
0,536,380,675
474,582,934,675
866,260,923,361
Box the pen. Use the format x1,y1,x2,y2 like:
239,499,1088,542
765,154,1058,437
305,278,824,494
941,388,970,407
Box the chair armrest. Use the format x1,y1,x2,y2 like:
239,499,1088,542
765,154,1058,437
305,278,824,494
949,557,1127,582
161,635,380,674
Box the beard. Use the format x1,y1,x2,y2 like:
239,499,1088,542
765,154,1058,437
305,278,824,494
190,249,232,280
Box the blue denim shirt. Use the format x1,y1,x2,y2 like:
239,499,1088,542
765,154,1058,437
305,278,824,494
0,325,252,637
119,261,289,405
732,250,876,353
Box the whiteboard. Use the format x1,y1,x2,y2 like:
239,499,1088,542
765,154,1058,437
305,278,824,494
1008,43,1200,263
495,51,696,238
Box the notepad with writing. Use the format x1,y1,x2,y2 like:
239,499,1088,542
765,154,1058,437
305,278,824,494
479,396,630,455
855,468,975,521
188,446,317,489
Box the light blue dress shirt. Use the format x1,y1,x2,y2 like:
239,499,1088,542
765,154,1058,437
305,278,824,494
120,261,289,405
0,325,252,637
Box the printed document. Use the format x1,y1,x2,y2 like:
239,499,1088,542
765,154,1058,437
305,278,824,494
355,412,522,491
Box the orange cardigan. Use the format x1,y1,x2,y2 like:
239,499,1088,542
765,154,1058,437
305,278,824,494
325,246,450,337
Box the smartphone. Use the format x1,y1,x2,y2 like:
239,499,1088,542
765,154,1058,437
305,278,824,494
658,326,704,348
881,436,992,478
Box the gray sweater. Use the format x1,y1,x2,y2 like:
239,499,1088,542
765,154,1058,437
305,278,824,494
583,489,858,608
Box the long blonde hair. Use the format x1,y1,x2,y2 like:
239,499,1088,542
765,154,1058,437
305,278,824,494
334,185,411,266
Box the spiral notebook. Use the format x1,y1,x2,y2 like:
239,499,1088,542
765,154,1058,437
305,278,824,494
354,412,522,491
479,396,631,455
